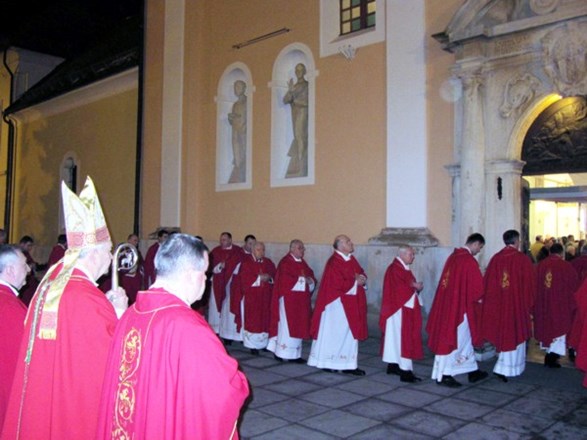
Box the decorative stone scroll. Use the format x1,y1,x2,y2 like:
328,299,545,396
529,0,560,15
499,73,541,118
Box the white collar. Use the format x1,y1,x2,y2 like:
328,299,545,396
0,279,19,296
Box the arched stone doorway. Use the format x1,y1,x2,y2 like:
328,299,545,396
435,0,587,262
521,95,587,251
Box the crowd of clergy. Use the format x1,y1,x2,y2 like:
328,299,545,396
1,177,587,438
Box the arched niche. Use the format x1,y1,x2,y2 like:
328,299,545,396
269,43,317,187
58,151,81,233
215,62,254,191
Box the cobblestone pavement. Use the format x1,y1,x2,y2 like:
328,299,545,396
228,338,587,439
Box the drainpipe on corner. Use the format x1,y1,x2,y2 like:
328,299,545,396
2,49,16,241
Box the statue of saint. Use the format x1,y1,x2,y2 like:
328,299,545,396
228,80,247,183
283,63,308,178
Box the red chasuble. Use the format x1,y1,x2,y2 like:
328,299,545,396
482,246,536,351
143,242,159,287
426,248,484,355
229,253,251,332
269,254,317,339
18,250,39,307
239,255,276,333
0,284,26,431
96,289,249,439
310,252,368,341
574,280,587,387
2,266,117,439
47,244,66,267
210,245,243,313
379,258,423,359
534,255,579,346
571,255,587,282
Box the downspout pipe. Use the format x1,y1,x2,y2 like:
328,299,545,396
2,49,16,241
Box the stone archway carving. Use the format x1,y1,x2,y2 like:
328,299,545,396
435,0,587,259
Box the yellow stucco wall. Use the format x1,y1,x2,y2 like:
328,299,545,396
142,0,464,246
11,89,138,250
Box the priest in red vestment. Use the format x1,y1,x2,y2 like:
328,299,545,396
1,177,127,440
224,234,256,343
239,241,276,354
17,235,39,307
97,234,249,439
308,235,368,376
0,246,30,431
379,245,424,383
268,239,316,363
573,278,587,387
208,232,243,335
47,234,67,267
571,247,587,281
143,229,168,287
534,243,579,368
482,230,535,382
426,233,488,387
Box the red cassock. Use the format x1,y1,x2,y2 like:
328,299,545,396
269,254,317,340
378,258,423,359
534,255,578,346
143,242,159,287
210,245,243,313
96,288,249,439
229,253,249,332
239,256,276,333
1,266,118,439
426,248,484,355
120,255,145,305
571,255,587,282
0,284,27,431
481,246,536,351
310,253,368,341
47,244,66,267
18,250,39,307
573,280,587,387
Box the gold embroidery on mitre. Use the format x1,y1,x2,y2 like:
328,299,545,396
113,327,142,440
33,177,111,341
501,271,510,288
544,271,553,288
441,269,450,289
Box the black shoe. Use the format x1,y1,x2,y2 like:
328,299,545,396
386,363,402,376
273,354,284,362
322,368,337,373
400,371,422,383
289,358,306,364
493,373,508,383
468,369,489,383
222,338,232,346
544,353,561,368
342,368,366,376
569,348,576,362
437,375,462,388
250,349,259,355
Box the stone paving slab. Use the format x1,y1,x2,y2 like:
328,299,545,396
231,337,587,440
299,409,381,438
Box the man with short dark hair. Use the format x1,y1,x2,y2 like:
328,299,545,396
308,235,368,376
535,242,579,368
97,234,249,439
47,234,67,267
427,233,488,387
17,235,39,306
482,230,535,382
0,245,30,429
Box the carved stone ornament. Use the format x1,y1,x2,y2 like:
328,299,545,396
529,0,560,15
499,73,541,118
542,22,587,95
